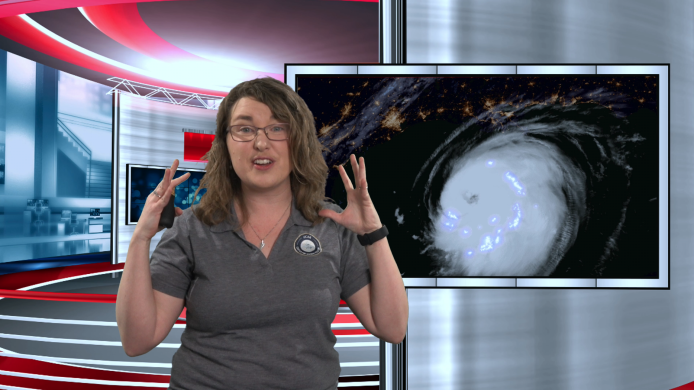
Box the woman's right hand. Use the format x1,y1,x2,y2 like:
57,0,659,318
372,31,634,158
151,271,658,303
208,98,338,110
132,159,190,242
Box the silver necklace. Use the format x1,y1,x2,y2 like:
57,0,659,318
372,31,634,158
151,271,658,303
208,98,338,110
248,202,291,250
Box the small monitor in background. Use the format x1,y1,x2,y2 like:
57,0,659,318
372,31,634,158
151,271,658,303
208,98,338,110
90,208,101,217
60,210,72,221
127,164,206,224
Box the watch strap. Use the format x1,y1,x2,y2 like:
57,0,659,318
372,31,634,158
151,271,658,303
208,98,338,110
357,225,389,246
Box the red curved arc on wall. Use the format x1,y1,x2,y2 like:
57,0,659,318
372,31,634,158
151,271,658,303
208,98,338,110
0,16,227,96
81,4,284,81
0,0,171,19
81,3,206,63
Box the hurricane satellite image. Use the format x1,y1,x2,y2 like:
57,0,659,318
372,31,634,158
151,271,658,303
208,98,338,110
297,75,659,278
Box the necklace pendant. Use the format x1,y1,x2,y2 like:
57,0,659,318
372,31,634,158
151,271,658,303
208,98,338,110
260,240,265,250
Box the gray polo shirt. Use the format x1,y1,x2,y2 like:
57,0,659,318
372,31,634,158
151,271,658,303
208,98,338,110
149,201,371,390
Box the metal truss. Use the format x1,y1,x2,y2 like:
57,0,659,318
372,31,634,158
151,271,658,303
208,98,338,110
106,77,223,109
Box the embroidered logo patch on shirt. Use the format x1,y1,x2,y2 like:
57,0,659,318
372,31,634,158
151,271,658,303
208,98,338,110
294,234,322,256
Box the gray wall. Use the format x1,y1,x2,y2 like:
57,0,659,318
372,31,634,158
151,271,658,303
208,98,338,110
405,1,692,389
116,94,214,263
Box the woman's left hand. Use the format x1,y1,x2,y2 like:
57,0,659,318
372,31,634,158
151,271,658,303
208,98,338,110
319,154,383,235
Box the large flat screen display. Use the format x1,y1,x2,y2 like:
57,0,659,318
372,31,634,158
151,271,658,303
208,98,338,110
0,50,112,264
126,164,206,224
288,64,668,289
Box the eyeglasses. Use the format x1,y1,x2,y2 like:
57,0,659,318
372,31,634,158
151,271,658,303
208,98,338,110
228,123,290,142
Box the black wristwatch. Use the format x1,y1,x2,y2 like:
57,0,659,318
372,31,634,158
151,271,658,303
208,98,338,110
357,225,389,246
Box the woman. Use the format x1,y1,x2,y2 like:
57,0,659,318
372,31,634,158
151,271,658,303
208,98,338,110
116,77,408,389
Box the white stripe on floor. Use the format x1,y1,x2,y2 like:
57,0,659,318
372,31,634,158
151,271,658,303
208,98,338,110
0,333,180,348
0,385,41,390
0,333,377,348
338,382,379,387
0,352,378,369
0,315,185,328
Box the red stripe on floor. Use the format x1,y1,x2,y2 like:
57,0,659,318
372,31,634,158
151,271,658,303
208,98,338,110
672,381,694,389
332,329,371,336
333,314,359,323
0,262,124,291
0,373,165,390
0,356,169,382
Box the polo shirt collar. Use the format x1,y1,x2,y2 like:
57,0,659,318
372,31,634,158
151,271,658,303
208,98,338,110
288,200,313,227
209,205,236,233
209,198,312,233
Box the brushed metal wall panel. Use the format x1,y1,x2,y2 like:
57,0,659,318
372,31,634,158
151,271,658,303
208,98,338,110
116,95,213,263
407,289,458,389
405,0,691,389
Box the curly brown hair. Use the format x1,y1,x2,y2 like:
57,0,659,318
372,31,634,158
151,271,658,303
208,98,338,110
191,77,328,228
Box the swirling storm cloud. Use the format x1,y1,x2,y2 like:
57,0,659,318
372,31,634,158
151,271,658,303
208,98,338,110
297,76,659,277
430,130,581,276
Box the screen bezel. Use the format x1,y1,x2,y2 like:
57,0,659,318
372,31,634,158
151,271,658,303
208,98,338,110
125,163,206,225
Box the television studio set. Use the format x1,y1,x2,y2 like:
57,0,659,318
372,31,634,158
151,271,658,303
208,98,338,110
0,0,688,389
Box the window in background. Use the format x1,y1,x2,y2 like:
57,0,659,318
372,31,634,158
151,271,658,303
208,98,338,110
0,50,113,264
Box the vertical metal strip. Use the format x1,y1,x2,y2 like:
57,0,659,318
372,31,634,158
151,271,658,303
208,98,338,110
381,0,405,64
110,90,120,265
379,0,405,386
402,288,407,389
380,295,406,389
380,1,385,63
382,0,390,63
396,0,401,64
380,340,387,389
394,0,399,63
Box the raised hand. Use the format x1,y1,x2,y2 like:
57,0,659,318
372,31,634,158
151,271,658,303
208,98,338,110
132,159,190,241
319,154,383,236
